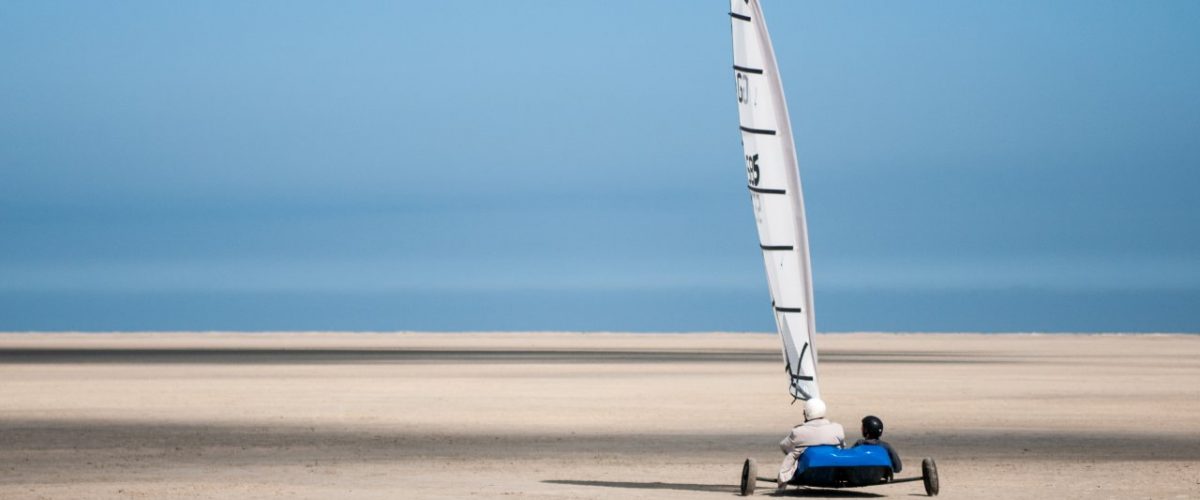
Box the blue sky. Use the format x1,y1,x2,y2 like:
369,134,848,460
2,1,1198,331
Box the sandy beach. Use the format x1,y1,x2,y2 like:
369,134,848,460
1,332,1197,499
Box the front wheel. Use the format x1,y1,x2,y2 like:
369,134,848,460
740,458,757,496
922,458,939,496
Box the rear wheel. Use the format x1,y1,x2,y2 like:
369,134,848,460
922,458,939,496
740,458,757,496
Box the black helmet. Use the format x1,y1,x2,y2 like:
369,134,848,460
861,415,884,439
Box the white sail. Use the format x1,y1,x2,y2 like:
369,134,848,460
730,0,820,401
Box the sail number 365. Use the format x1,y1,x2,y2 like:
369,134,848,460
745,154,760,186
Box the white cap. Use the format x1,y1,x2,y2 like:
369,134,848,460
804,398,827,421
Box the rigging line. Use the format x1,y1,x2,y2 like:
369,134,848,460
739,125,777,135
782,349,815,383
792,343,814,381
791,382,813,402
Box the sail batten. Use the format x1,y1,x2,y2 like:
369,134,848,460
730,0,820,401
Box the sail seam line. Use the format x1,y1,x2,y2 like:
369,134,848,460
748,185,786,194
729,12,752,22
733,64,764,74
775,306,804,313
739,125,777,135
760,244,794,251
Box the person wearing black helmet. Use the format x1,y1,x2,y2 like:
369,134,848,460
853,415,902,473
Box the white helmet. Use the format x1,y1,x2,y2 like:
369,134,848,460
804,398,827,421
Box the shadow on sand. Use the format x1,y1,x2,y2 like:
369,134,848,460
542,479,736,493
772,488,885,498
542,479,886,497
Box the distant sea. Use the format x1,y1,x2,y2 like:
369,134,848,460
1,288,1196,333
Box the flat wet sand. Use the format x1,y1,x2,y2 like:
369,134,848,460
1,333,1197,498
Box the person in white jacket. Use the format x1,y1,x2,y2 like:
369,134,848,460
777,398,845,487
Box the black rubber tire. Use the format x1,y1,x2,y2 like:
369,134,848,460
922,457,940,496
740,458,757,496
